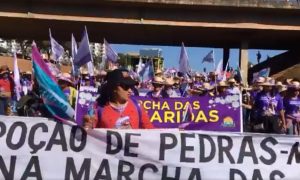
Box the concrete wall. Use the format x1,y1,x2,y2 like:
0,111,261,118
111,0,300,9
0,56,71,73
1,0,300,48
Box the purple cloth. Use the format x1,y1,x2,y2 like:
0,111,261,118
133,95,241,132
73,28,92,66
254,91,283,116
273,93,284,112
284,97,300,115
251,90,260,100
63,88,70,99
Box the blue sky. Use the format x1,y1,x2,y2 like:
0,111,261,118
112,43,286,72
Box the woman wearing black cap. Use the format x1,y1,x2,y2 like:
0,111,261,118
84,69,153,129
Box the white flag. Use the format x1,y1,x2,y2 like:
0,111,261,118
136,57,143,75
222,62,229,81
179,42,191,74
49,29,64,61
87,61,94,76
215,59,223,80
13,52,21,101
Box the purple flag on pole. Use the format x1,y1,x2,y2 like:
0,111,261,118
73,27,92,67
104,39,118,63
202,50,214,63
71,34,78,58
179,42,191,74
49,29,64,61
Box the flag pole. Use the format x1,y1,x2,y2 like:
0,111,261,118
49,28,52,38
85,26,94,77
70,33,76,77
85,26,93,63
213,49,216,71
103,38,107,70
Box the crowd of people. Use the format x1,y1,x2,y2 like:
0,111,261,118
0,61,299,135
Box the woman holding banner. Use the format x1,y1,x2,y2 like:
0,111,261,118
84,69,153,129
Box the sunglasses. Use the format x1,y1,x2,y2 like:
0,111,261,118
119,84,132,91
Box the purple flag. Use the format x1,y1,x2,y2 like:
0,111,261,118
179,42,191,74
104,39,118,63
73,27,92,67
71,34,78,58
202,50,214,63
49,29,64,61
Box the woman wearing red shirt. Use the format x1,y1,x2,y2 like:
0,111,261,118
0,65,13,115
84,69,153,129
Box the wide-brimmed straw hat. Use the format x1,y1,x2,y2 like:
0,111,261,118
275,81,284,87
188,88,203,95
195,72,203,77
228,78,236,84
241,84,253,91
152,76,165,85
217,81,229,87
288,81,300,89
25,71,32,75
255,77,265,84
58,73,73,84
261,80,275,86
286,78,293,85
201,82,214,91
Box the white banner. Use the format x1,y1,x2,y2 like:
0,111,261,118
0,116,299,180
